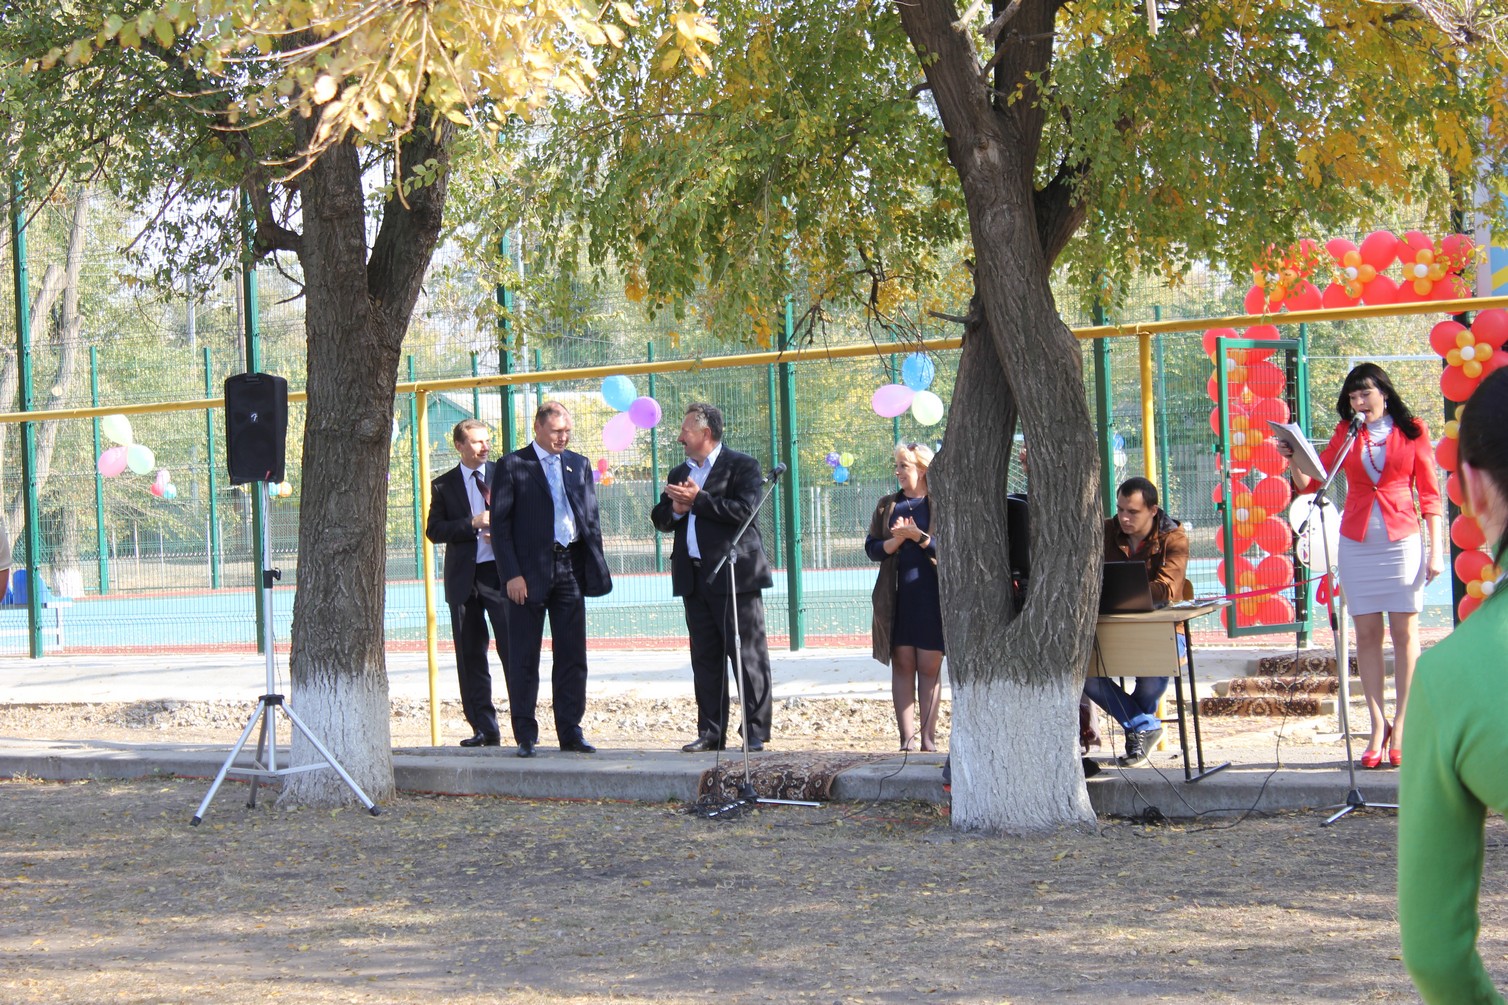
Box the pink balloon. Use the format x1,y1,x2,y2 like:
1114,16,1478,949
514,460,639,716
97,446,128,478
602,412,636,452
871,384,916,418
626,396,662,429
154,467,171,489
1286,281,1322,311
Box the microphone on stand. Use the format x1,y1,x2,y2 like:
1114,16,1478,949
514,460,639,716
1349,413,1366,432
765,462,788,484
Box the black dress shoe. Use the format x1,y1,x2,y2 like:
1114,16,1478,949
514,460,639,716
746,739,765,752
681,735,724,753
460,733,501,748
516,741,536,758
560,738,597,753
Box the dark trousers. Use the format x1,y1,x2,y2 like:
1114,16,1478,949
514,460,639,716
505,546,588,747
683,577,772,744
449,561,507,739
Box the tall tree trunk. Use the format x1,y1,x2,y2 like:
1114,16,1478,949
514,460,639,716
900,0,1102,831
280,121,452,807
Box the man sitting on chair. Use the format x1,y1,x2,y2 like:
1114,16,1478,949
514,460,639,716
1087,476,1189,767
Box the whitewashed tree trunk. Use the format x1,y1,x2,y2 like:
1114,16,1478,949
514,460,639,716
900,0,1103,832
276,118,453,807
950,674,1093,831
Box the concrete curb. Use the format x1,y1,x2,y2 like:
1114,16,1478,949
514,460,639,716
0,738,1404,822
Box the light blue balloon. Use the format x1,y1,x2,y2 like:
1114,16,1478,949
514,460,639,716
901,353,935,392
600,375,637,412
833,465,850,484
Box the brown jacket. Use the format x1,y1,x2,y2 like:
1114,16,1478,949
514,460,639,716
1103,509,1188,606
865,492,937,664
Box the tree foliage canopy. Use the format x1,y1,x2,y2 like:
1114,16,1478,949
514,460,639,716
495,0,1504,337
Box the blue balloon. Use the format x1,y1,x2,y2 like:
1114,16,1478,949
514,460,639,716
901,353,935,391
601,375,637,412
833,465,850,484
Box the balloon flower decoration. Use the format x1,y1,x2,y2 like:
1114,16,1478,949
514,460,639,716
871,352,946,426
825,450,854,484
96,414,177,500
1201,330,1296,627
1243,232,1472,316
599,376,663,452
593,457,615,486
1430,309,1508,619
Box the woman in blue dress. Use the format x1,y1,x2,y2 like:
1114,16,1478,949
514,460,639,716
866,442,946,751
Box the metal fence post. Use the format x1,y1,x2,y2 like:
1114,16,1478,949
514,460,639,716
407,356,423,579
203,347,221,589
1092,299,1115,517
497,229,518,450
778,297,804,649
241,193,266,651
648,343,665,572
90,347,110,594
765,361,782,569
10,174,43,655
1153,306,1171,497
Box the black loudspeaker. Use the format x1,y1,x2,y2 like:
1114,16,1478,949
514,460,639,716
224,373,288,484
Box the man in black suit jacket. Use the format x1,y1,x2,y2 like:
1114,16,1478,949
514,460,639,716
651,402,775,752
424,419,507,747
491,401,613,757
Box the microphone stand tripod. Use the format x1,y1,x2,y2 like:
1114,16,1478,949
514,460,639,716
1294,421,1396,827
701,464,822,818
191,481,380,825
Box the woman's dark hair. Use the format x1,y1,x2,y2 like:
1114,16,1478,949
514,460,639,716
1336,362,1423,439
1459,367,1508,564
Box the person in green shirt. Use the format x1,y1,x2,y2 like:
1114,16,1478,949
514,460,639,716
1398,365,1508,1003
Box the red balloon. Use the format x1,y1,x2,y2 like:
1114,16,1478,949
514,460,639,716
1202,327,1238,360
1252,474,1292,513
1474,309,1508,349
1361,274,1398,305
1395,280,1429,304
1460,594,1483,621
1254,516,1293,555
1217,555,1256,585
1437,436,1459,473
1244,285,1270,314
1441,233,1474,265
1250,440,1288,476
1216,524,1255,557
1432,274,1470,301
1400,230,1433,258
1455,548,1492,584
1442,365,1481,403
1430,320,1468,357
1248,395,1291,425
1246,324,1280,342
1445,472,1465,507
1256,553,1295,589
1321,282,1361,309
1325,238,1359,260
1360,230,1399,272
1246,360,1286,399
1453,515,1488,550
1256,596,1296,626
1287,281,1322,311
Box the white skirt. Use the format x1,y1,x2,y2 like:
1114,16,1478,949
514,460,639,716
1338,502,1425,616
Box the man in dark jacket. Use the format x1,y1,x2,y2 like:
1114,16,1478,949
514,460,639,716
491,402,613,757
651,403,775,752
424,419,506,747
1087,476,1189,766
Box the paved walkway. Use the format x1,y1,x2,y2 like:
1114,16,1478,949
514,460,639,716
0,645,1407,821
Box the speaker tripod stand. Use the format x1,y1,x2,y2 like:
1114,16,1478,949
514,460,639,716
191,480,379,825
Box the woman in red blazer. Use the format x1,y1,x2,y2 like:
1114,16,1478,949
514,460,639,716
1284,363,1444,769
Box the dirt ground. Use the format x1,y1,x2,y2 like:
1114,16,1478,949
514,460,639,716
4,776,1507,1004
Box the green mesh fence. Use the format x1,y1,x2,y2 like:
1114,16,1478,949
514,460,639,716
0,199,1462,653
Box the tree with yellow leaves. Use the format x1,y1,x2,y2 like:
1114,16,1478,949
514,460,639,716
1,0,717,805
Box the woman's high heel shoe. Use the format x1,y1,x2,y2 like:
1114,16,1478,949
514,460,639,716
1361,725,1391,769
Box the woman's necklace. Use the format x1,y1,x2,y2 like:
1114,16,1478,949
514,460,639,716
1362,417,1389,479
